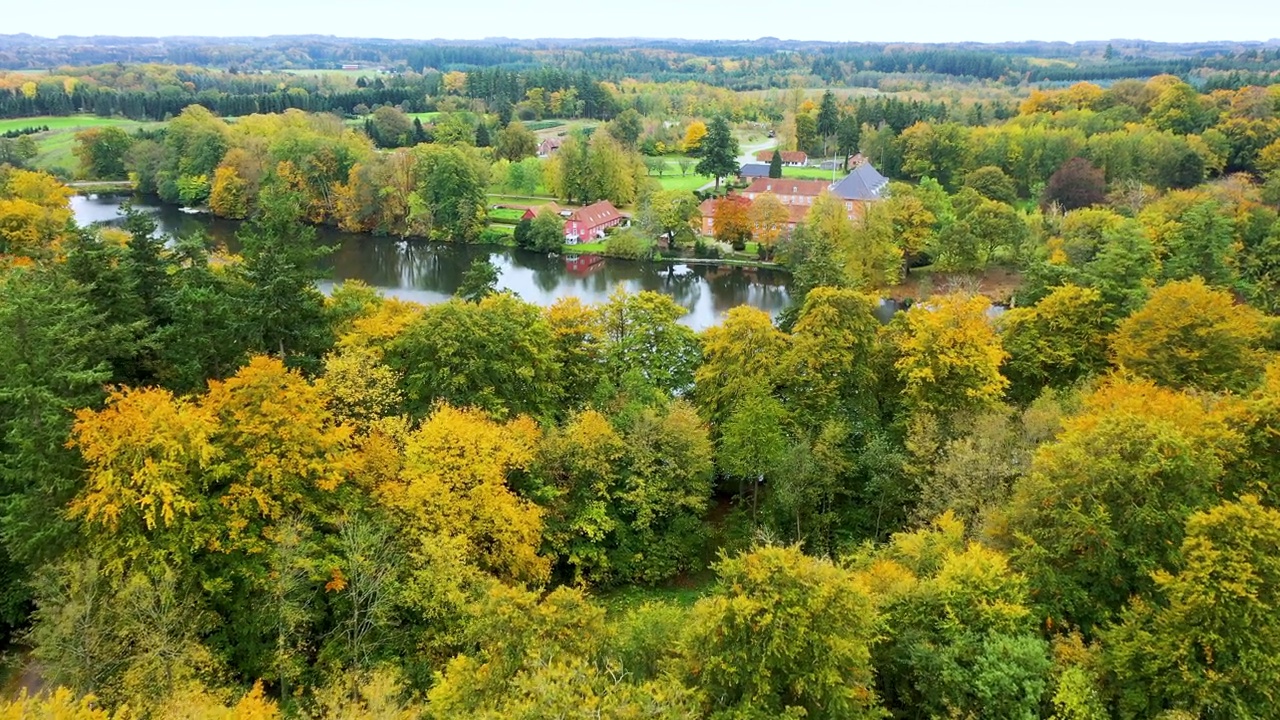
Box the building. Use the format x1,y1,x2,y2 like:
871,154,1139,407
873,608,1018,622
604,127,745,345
740,179,832,207
520,203,564,221
755,150,808,166
698,198,717,236
738,163,772,180
830,161,890,218
564,201,625,243
537,137,564,158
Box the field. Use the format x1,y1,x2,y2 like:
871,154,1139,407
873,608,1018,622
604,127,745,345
783,165,847,180
2,115,165,176
655,173,713,192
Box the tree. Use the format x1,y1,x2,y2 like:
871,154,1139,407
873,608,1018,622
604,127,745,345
1000,284,1112,403
456,257,499,302
526,209,566,253
816,90,839,156
750,191,790,251
680,545,884,720
387,294,560,419
495,120,537,162
837,113,862,168
1001,379,1241,631
695,306,790,428
900,121,971,189
964,165,1018,204
695,116,740,190
410,144,486,242
857,515,1051,720
0,265,110,626
643,189,701,247
598,289,701,397
711,194,752,250
681,120,707,155
1112,277,1270,393
73,127,132,180
237,180,332,366
892,293,1008,419
607,108,643,149
368,105,414,148
1044,158,1106,210
1106,496,1280,719
383,404,548,585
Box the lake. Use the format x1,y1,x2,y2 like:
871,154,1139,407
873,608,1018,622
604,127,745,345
70,194,794,330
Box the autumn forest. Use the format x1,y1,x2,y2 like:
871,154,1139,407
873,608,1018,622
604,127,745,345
2,33,1280,720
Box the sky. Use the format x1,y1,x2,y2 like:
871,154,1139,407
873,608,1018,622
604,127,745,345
4,0,1278,43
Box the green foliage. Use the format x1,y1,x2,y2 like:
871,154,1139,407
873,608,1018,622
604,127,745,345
1000,284,1112,403
680,545,885,720
1105,496,1280,719
387,293,560,419
456,257,499,302
1002,379,1243,631
695,116,740,189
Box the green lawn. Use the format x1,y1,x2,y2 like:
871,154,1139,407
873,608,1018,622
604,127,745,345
488,194,556,206
783,165,846,180
0,116,165,175
489,207,527,223
0,115,149,133
656,174,713,192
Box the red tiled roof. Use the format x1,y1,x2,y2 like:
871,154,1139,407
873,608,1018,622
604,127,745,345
755,150,808,164
743,178,831,196
568,200,622,228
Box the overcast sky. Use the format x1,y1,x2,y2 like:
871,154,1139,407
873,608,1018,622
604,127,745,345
6,0,1278,43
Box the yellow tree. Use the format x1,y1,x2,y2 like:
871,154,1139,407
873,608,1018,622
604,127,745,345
695,306,790,428
379,404,548,585
1112,277,1271,393
749,191,790,251
892,293,1008,419
682,120,708,155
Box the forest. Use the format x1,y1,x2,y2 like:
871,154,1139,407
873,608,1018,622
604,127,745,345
3,33,1280,720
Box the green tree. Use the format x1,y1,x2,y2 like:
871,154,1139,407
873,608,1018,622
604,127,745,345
695,116,740,190
964,165,1018,204
527,209,566,253
73,127,133,180
768,146,783,178
857,515,1051,720
816,90,839,156
387,294,560,419
411,144,487,242
607,108,643,149
1106,496,1280,720
598,289,701,397
0,266,109,626
1002,379,1242,631
456,257,499,302
680,545,884,720
237,180,332,367
1000,284,1112,403
495,120,538,162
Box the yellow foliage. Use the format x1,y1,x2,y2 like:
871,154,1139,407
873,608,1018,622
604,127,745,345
0,688,119,719
682,120,708,153
153,681,280,720
382,404,549,585
0,170,75,258
338,298,425,352
893,293,1009,417
320,347,404,429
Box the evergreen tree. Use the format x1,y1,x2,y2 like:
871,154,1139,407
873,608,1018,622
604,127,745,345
696,116,740,191
768,148,783,178
237,179,332,368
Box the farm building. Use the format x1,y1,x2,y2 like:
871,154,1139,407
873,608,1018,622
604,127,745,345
738,163,771,179
537,137,564,157
755,150,808,166
564,201,625,243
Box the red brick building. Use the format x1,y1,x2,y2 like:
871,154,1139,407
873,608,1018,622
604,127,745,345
564,201,625,243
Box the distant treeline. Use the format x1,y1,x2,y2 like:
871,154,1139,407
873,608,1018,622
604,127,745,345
3,36,1280,88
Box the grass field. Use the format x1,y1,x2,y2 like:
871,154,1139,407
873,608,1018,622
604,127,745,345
782,165,847,180
1,116,165,175
656,174,713,192
488,194,555,206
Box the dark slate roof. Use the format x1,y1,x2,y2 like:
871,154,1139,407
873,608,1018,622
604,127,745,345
830,162,890,201
738,163,771,178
